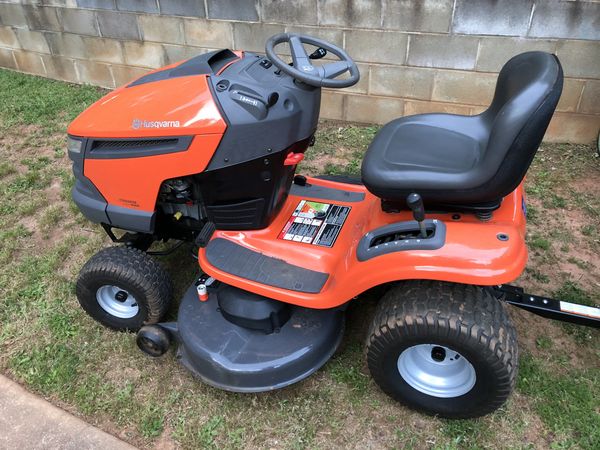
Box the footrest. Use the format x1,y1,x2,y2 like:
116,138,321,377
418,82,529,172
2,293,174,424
205,238,329,294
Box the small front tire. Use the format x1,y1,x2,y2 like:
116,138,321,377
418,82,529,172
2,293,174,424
76,246,172,331
366,281,518,418
137,325,171,357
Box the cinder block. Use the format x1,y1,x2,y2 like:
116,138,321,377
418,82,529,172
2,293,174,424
123,40,165,68
284,25,343,48
545,112,600,144
185,18,232,49
0,4,28,28
37,1,79,6
13,50,45,75
232,22,283,53
529,1,600,41
0,26,20,48
111,64,149,86
139,15,183,44
345,94,404,124
370,65,434,100
432,69,497,106
45,32,87,59
383,0,452,32
556,40,600,79
15,29,50,53
345,30,407,65
579,81,600,115
59,8,99,36
77,0,116,10
207,0,258,21
319,0,381,29
476,37,556,72
320,90,345,120
262,0,317,25
97,10,140,40
41,54,78,82
556,78,584,113
158,0,205,17
84,36,123,64
404,99,472,116
452,0,533,37
75,59,114,87
0,48,17,69
116,0,158,14
23,6,62,32
408,34,479,70
163,44,206,65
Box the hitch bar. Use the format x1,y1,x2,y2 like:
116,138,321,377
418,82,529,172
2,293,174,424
494,284,599,328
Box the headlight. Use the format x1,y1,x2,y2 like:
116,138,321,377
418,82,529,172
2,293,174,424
67,136,83,155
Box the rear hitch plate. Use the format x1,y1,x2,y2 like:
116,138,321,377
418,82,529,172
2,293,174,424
494,284,599,328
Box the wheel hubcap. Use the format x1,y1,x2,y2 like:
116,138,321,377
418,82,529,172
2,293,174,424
96,285,139,319
397,344,476,398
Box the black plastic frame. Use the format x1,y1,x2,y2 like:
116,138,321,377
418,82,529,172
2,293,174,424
356,219,446,261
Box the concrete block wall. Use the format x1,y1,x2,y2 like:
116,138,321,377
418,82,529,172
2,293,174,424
0,0,598,143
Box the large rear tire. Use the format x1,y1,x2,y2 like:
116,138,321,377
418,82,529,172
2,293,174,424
76,246,172,331
366,281,518,418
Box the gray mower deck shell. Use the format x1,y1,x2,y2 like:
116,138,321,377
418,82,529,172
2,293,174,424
167,284,345,392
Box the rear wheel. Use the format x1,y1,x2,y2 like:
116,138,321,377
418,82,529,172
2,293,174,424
76,246,172,331
366,281,518,418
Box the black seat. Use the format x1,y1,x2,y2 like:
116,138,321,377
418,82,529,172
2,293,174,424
361,52,563,212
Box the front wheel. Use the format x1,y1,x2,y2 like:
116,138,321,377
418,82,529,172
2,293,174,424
76,246,173,331
366,281,518,418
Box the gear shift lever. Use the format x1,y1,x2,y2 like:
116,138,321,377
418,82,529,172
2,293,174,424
407,193,428,238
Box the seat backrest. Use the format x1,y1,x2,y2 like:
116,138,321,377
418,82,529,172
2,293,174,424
479,51,563,199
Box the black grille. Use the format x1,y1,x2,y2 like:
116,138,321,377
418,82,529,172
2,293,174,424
86,136,193,159
91,138,179,151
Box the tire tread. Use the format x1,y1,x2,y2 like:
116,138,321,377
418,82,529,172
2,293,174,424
366,280,518,418
76,246,172,330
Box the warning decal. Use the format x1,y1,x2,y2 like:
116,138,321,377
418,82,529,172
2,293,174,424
278,200,351,247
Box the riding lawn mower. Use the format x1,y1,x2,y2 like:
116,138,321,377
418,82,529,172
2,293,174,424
67,33,599,418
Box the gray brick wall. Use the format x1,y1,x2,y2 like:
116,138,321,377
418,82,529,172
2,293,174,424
0,0,598,143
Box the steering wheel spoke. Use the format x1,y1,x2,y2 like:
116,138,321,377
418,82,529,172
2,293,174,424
289,36,316,75
320,61,351,79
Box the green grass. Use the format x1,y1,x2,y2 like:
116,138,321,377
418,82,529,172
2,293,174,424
0,68,598,449
0,69,104,134
518,354,600,449
528,233,551,251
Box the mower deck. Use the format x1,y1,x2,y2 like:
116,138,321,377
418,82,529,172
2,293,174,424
198,176,528,308
162,283,345,392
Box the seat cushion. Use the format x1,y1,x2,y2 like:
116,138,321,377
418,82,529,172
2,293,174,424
361,52,562,208
361,114,487,202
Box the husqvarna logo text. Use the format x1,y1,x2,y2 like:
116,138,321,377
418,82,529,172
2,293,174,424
132,119,181,129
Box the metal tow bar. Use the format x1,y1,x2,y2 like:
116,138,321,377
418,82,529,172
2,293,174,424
494,284,600,328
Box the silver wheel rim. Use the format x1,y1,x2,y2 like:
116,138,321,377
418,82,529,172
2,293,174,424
96,285,139,319
397,344,476,398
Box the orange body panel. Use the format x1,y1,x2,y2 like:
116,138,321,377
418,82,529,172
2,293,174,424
69,75,227,211
198,177,528,309
85,134,224,211
68,75,226,138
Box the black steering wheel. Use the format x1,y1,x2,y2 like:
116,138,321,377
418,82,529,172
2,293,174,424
265,33,360,88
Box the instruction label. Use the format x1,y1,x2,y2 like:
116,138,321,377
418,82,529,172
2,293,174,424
278,200,350,247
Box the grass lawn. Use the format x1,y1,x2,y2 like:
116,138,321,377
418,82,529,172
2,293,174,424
0,68,598,449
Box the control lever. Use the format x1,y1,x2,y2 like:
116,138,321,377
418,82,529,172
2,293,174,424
407,193,428,238
309,48,327,59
